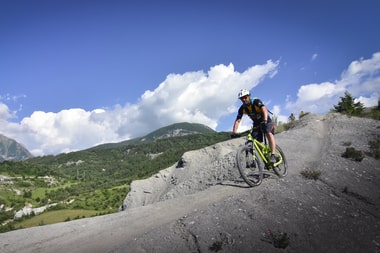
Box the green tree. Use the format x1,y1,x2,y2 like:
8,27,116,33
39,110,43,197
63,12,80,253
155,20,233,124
299,111,309,119
332,91,364,116
288,113,296,122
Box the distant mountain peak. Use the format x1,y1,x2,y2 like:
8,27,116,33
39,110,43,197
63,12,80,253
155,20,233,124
0,134,33,161
90,122,216,149
143,122,215,141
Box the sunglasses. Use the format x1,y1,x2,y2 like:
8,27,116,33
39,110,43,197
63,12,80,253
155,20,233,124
240,95,249,100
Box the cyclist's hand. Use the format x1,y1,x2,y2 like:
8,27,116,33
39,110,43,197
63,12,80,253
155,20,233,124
260,121,268,133
230,133,241,138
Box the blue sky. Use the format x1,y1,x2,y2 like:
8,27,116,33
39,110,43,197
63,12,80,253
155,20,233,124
1,0,379,156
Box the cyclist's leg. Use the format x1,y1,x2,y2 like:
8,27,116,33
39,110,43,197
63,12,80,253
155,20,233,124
252,124,263,142
265,122,276,154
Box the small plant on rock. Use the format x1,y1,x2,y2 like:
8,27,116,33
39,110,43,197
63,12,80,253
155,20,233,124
262,229,290,249
300,168,321,180
368,140,380,159
209,240,223,252
341,147,364,161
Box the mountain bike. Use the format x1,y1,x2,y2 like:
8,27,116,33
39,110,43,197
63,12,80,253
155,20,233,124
234,126,288,187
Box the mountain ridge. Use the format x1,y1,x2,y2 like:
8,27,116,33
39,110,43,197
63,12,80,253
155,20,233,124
89,122,216,150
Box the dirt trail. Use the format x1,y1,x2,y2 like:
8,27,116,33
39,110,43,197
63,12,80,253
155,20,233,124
1,113,379,253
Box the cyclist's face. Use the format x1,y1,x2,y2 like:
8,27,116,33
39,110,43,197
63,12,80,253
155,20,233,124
240,95,250,105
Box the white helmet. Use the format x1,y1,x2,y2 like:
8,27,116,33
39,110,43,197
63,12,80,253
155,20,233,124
238,89,250,98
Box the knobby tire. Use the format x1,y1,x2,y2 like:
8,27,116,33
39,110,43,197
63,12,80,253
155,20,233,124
272,145,288,177
236,145,263,187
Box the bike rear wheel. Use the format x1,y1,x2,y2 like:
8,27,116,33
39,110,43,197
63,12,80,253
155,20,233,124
236,145,263,187
272,145,288,177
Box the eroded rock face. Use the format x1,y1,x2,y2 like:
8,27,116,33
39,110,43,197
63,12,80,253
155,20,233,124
121,138,242,209
1,113,380,253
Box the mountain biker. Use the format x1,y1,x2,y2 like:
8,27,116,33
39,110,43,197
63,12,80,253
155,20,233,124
232,89,278,164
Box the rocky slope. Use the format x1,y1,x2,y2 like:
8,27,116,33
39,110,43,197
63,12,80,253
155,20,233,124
1,113,379,253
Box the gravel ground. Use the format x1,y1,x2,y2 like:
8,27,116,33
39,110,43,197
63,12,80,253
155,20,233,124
1,113,379,253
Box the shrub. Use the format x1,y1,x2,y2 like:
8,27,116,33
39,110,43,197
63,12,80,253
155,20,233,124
341,147,364,161
209,241,223,252
299,111,310,119
262,229,290,249
300,169,321,180
275,121,297,133
368,140,380,159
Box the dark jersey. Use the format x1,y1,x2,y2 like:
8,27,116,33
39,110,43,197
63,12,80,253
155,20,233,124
236,98,271,123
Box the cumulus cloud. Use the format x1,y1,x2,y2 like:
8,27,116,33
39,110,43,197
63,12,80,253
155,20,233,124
0,61,279,156
2,109,120,156
136,62,278,131
286,52,380,116
0,103,13,120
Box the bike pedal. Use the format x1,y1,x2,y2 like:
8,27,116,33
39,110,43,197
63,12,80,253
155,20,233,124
246,163,256,168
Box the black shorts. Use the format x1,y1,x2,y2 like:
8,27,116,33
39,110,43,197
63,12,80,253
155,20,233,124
252,121,275,142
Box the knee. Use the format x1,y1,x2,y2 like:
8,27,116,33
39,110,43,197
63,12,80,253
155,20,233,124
266,132,275,140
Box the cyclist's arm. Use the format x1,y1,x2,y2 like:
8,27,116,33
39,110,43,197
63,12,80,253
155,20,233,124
233,107,244,134
261,105,268,122
233,118,241,134
253,98,268,122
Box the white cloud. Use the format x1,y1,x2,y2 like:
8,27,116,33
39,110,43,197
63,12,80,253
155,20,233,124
356,93,379,107
271,105,288,124
297,82,339,101
0,61,279,156
133,61,279,134
0,93,26,103
14,109,121,156
311,53,318,61
286,52,380,116
0,103,13,120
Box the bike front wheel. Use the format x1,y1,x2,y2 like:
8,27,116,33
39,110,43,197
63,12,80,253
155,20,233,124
272,145,288,177
236,146,263,187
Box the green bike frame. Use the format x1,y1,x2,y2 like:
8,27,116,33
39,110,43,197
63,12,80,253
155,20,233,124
247,132,283,168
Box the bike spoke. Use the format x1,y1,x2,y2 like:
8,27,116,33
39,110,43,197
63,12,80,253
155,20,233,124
236,146,263,187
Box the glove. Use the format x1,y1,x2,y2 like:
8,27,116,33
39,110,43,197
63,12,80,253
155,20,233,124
230,133,241,139
260,121,268,133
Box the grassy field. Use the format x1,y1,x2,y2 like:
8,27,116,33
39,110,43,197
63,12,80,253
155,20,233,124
13,209,99,229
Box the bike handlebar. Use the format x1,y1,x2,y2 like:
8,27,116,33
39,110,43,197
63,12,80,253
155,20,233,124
231,125,267,143
231,125,262,137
